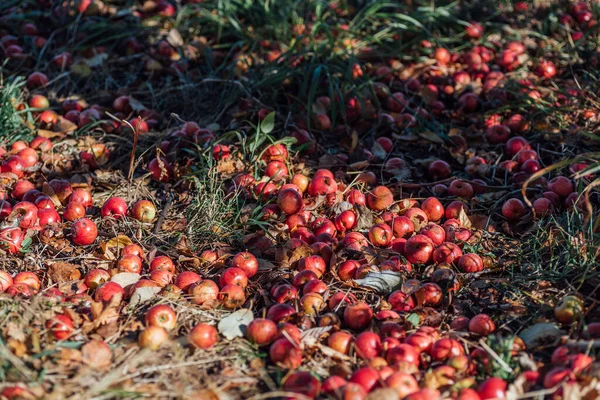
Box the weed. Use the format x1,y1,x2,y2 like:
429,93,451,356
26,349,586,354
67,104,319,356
0,75,33,145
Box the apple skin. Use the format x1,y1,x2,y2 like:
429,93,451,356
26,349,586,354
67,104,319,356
246,318,278,346
0,227,25,254
276,188,303,215
218,284,246,309
84,268,111,289
138,326,169,350
145,304,177,331
269,338,302,368
344,302,373,331
189,323,218,349
64,202,86,221
45,314,74,340
469,314,496,336
477,377,507,399
189,280,219,306
14,272,41,290
230,251,259,278
71,218,98,246
101,197,128,218
150,256,175,273
367,186,394,211
0,271,13,292
94,282,125,303
404,234,435,265
130,200,156,222
174,271,202,291
368,223,393,247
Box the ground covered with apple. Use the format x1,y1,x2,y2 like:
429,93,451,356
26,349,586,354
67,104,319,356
0,0,599,399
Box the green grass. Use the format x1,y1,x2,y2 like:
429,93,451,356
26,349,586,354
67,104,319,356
0,74,34,146
514,210,600,289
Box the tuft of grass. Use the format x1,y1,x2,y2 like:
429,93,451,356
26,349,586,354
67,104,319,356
184,166,258,250
514,211,600,289
0,75,34,145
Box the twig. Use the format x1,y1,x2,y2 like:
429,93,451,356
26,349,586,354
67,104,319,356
152,193,173,238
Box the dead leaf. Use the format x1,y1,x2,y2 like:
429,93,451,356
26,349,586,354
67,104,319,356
355,205,374,230
217,309,253,340
48,262,81,283
84,53,108,67
128,96,146,112
301,326,331,347
288,244,313,266
167,29,184,47
354,271,403,294
37,129,65,139
100,235,133,260
54,116,78,133
418,131,444,144
129,287,161,307
457,206,472,229
7,339,27,357
175,235,195,256
519,322,564,349
257,258,277,271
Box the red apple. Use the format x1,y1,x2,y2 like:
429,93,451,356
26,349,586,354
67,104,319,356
71,218,98,245
101,197,128,218
404,234,434,264
145,304,177,331
139,326,169,350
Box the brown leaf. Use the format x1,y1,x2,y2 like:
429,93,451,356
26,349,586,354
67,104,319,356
413,307,442,326
457,207,472,229
418,131,444,144
216,159,237,175
303,194,327,211
167,28,184,47
57,348,83,367
288,244,313,266
99,235,133,260
161,218,187,232
469,214,495,232
54,116,78,133
7,339,27,357
355,205,374,230
412,287,426,308
175,235,194,256
5,322,26,342
257,258,277,271
48,262,81,283
37,129,66,139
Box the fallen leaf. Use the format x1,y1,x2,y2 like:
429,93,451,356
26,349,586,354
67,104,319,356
301,326,331,347
48,262,81,283
257,258,277,271
458,207,472,229
53,116,78,133
218,308,253,340
354,271,403,294
129,287,161,307
418,131,444,144
354,205,374,230
84,53,108,67
110,272,140,288
167,29,184,47
519,322,564,349
100,235,133,260
128,96,146,112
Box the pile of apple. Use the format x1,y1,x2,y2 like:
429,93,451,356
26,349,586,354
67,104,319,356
1,1,599,399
